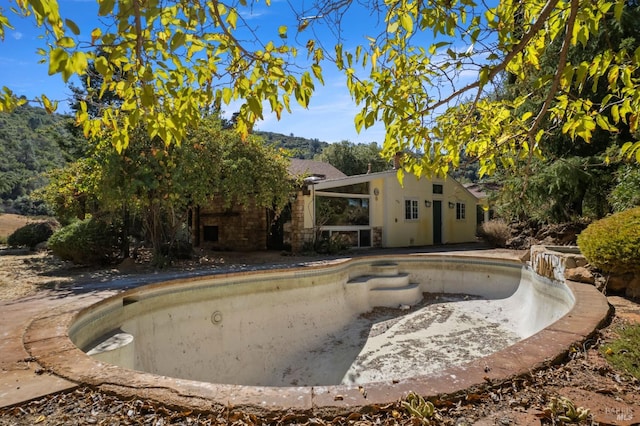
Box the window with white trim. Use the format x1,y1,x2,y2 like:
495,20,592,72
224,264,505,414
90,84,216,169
405,199,419,220
456,202,466,220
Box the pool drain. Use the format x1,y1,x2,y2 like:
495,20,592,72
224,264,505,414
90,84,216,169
211,310,223,325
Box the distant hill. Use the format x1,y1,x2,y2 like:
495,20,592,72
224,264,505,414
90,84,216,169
0,104,84,213
255,131,330,159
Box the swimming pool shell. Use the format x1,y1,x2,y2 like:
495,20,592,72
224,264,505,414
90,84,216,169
24,253,610,416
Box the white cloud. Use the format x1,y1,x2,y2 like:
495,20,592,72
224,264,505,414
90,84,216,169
11,31,23,40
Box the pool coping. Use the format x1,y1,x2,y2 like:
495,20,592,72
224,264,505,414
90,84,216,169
16,251,612,416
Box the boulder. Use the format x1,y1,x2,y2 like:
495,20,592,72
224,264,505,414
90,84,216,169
607,273,634,292
564,266,595,284
117,257,138,273
625,275,640,300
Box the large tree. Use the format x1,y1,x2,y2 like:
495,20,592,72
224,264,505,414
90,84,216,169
40,116,292,262
316,141,388,175
486,2,640,223
1,0,638,176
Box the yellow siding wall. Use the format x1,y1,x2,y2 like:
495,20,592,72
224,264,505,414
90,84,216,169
381,174,478,247
444,180,479,244
299,172,478,248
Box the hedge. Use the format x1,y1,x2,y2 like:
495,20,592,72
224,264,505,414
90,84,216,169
577,207,640,274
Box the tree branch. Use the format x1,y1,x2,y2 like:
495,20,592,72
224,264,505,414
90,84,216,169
425,0,562,113
528,0,579,138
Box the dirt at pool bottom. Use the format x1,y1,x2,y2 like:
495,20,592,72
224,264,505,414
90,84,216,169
273,293,521,387
2,316,640,426
342,293,522,385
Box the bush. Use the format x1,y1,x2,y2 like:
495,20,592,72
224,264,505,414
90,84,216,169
609,165,640,213
577,207,640,274
7,221,58,250
48,218,121,265
11,195,53,216
477,219,511,248
160,240,193,260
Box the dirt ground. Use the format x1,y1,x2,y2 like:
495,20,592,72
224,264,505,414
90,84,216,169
0,218,639,424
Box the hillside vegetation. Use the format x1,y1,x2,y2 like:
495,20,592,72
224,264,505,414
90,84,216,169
0,106,335,214
0,104,82,213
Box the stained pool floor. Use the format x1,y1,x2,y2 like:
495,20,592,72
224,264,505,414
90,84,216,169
264,293,521,386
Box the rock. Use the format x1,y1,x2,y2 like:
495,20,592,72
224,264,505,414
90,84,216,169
117,257,138,273
575,257,588,268
625,275,640,300
564,266,595,284
507,235,529,250
564,256,577,269
608,273,634,292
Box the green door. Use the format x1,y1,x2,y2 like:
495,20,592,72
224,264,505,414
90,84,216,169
433,200,442,244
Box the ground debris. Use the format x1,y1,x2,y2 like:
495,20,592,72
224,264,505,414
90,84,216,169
5,344,638,426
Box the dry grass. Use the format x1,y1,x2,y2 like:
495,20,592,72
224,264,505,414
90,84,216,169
0,213,32,240
478,219,512,248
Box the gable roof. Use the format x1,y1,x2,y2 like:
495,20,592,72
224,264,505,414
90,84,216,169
288,159,347,181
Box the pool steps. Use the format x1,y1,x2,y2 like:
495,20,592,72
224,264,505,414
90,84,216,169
346,263,423,308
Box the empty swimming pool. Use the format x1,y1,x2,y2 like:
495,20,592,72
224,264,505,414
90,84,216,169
69,255,574,388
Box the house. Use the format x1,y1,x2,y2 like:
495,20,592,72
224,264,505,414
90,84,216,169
192,159,346,251
193,158,484,252
285,165,484,251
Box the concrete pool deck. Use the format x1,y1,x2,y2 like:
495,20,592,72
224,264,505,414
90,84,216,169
0,246,610,414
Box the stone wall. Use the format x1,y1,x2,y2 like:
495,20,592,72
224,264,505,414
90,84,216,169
530,245,591,283
197,197,267,251
372,227,382,248
287,191,311,253
530,245,640,299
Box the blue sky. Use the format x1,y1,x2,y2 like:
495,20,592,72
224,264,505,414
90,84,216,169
0,0,387,144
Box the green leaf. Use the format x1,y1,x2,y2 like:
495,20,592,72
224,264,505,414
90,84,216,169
65,19,80,35
48,48,68,75
69,51,88,75
222,87,233,104
170,32,186,51
98,0,115,16
354,112,364,133
56,37,75,48
247,96,263,119
94,56,109,77
311,64,323,84
479,67,489,86
226,8,238,29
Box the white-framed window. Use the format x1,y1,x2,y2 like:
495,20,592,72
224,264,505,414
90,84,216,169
456,202,466,220
405,199,419,220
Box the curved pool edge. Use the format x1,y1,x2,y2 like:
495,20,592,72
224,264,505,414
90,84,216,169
22,252,611,416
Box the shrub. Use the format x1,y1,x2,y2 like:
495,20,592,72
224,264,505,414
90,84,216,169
11,195,53,216
48,218,121,265
601,322,640,380
160,240,193,260
314,233,351,254
577,207,640,274
609,165,640,213
7,221,58,250
477,219,511,248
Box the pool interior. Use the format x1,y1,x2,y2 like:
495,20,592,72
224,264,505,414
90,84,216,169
73,256,574,388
